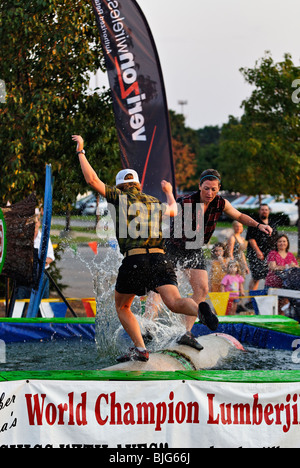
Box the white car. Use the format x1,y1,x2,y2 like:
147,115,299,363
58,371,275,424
75,193,95,213
231,195,250,209
232,194,298,225
246,195,276,210
82,197,108,216
269,200,299,226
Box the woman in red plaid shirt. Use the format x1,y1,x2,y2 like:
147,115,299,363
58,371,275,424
166,169,273,339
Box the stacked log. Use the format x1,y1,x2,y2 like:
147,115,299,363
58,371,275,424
0,194,36,286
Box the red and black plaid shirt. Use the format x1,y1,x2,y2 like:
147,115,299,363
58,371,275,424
168,191,226,249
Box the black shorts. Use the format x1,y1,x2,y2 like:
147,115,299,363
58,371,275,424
115,254,178,297
248,253,269,281
166,243,207,271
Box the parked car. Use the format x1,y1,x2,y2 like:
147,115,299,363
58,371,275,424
74,193,95,214
230,194,298,226
242,196,259,209
74,193,108,216
269,200,298,226
245,195,276,210
231,195,250,209
82,196,108,216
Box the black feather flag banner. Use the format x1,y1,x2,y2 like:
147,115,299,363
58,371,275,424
90,0,176,200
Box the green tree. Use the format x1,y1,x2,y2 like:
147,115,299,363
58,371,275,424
219,53,300,253
195,126,221,181
0,0,120,211
169,111,221,190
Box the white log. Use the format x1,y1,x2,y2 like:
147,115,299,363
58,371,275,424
103,334,241,372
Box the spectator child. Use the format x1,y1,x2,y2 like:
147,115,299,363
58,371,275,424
209,243,229,292
221,261,245,315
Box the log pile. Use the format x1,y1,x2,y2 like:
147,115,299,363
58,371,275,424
1,194,36,286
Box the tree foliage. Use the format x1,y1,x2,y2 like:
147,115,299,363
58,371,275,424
169,111,221,191
219,53,300,198
172,138,196,191
0,0,120,211
219,52,300,253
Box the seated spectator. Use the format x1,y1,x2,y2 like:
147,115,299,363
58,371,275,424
266,234,299,315
265,234,299,289
227,221,250,278
209,243,229,292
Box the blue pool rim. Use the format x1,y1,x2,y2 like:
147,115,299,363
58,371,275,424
0,316,299,351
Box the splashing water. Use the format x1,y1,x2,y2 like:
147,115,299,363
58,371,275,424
63,240,123,358
94,246,123,358
93,246,190,357
93,248,194,356
64,235,197,359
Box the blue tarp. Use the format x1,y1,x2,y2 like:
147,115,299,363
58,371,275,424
193,323,299,351
0,319,299,351
0,321,95,344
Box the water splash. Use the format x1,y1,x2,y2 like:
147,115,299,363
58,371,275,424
65,240,123,358
92,245,187,357
94,246,123,358
93,254,193,356
63,237,196,358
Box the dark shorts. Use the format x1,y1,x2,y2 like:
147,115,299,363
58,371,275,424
166,243,207,271
115,254,178,297
248,253,269,281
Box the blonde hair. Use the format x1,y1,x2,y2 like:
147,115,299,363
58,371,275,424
227,260,242,276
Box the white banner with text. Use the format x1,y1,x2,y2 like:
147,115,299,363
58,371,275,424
0,379,300,448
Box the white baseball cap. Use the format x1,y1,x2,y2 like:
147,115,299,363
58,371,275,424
116,169,140,186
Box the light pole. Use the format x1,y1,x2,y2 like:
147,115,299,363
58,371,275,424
178,100,188,117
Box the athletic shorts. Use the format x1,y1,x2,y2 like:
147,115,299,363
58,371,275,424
166,243,208,271
115,254,178,297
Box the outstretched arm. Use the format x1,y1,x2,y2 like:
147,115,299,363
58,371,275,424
72,135,106,197
224,200,273,236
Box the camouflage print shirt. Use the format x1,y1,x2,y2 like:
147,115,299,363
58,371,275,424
105,185,166,255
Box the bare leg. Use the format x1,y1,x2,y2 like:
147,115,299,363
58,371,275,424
156,284,198,318
249,278,260,291
115,291,145,349
184,269,209,331
228,301,237,316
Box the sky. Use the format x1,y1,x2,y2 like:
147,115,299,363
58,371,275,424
95,0,300,130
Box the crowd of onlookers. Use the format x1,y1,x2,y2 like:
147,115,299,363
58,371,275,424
208,204,299,315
